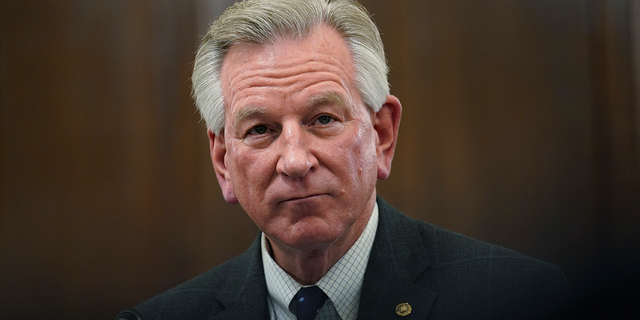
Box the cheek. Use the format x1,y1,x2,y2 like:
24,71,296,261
341,124,378,179
226,145,256,191
357,121,378,159
227,145,275,195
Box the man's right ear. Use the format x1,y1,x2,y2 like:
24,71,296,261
208,129,238,204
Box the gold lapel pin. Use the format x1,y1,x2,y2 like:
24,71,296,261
395,302,412,316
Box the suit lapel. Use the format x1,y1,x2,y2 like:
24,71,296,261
209,235,270,320
358,197,438,319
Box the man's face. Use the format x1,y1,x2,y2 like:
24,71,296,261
210,25,394,254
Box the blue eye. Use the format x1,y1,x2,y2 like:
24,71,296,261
317,115,333,125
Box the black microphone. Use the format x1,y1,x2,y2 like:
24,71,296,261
114,309,142,320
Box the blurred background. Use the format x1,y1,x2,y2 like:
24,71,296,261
1,0,639,318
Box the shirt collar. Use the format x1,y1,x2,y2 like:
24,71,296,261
261,202,379,320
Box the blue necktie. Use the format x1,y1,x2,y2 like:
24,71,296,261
292,286,328,320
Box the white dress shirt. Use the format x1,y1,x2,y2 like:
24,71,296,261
261,203,379,320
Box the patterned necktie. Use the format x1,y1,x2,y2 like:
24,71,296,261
292,286,328,320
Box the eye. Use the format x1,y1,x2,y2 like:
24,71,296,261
249,125,268,135
316,115,334,125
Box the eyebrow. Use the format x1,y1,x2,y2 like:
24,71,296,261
305,92,350,111
234,106,268,125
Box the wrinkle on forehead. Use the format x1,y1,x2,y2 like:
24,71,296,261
225,55,353,97
229,64,346,91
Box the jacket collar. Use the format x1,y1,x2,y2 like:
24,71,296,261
357,197,437,319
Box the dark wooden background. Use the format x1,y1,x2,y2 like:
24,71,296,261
1,0,638,318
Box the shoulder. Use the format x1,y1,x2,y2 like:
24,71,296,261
376,197,569,319
377,196,565,278
415,215,568,297
122,238,263,320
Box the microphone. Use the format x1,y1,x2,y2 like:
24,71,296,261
114,309,142,320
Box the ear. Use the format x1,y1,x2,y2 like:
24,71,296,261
208,129,238,204
372,95,402,180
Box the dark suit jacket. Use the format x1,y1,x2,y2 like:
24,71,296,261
117,197,568,320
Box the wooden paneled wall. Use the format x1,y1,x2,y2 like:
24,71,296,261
363,0,640,290
1,0,638,318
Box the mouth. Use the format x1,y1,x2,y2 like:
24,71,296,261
278,194,326,205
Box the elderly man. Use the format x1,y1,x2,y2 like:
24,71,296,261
116,0,568,319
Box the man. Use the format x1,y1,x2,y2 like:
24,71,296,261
116,0,568,319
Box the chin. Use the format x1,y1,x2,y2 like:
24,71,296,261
278,220,344,252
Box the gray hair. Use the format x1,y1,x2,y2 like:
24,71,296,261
192,0,389,135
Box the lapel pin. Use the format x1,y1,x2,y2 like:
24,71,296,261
395,302,412,316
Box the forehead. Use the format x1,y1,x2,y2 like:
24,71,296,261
221,24,354,76
219,24,358,115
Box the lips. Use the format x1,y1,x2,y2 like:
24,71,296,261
277,193,326,205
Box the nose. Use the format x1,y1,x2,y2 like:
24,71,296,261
276,124,318,178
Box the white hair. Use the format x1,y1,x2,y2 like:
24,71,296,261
192,0,389,134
